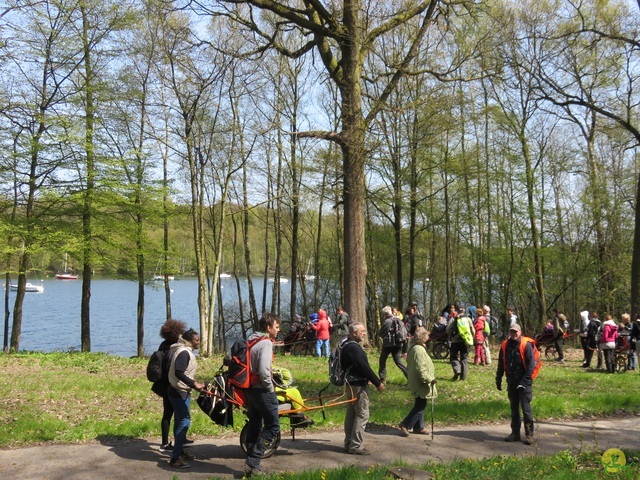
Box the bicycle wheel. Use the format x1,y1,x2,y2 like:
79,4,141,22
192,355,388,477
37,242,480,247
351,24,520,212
545,345,558,360
616,355,627,373
240,422,281,458
433,342,450,360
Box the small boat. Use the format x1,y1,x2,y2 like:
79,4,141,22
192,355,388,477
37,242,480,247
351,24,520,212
9,282,44,293
55,273,78,280
268,277,289,284
219,272,232,278
153,274,175,281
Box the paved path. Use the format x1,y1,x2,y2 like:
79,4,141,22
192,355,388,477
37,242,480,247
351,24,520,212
1,416,637,479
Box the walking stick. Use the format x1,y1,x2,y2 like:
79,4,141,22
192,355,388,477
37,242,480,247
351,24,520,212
430,379,437,440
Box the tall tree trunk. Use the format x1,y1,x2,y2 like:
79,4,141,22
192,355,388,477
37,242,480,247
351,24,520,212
520,132,547,324
80,5,94,352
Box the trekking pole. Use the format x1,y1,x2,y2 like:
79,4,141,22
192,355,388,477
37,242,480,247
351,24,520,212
430,379,437,440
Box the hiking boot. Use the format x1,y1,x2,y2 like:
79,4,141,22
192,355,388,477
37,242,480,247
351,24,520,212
159,442,173,452
169,457,191,468
244,462,265,477
524,434,534,445
504,433,521,442
398,423,410,437
180,452,195,461
184,438,194,445
349,448,371,455
452,372,460,381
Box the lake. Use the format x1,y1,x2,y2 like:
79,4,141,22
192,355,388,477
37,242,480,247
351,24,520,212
3,276,294,357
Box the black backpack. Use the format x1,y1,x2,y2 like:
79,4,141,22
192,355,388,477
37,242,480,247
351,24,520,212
329,340,355,386
197,374,234,427
146,350,165,383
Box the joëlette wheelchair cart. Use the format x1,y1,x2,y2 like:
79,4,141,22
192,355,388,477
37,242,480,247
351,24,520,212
196,366,357,458
534,331,575,360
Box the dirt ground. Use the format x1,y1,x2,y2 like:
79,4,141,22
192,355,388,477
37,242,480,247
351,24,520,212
1,416,638,480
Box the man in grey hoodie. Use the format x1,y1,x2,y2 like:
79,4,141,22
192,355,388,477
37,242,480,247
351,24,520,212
244,313,281,477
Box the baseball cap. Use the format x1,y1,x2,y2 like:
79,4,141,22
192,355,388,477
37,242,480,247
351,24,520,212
509,324,521,332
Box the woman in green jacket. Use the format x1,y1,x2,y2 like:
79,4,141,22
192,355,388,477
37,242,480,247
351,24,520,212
399,327,437,436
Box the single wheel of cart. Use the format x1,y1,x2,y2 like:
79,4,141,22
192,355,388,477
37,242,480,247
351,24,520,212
433,342,450,360
239,422,281,458
616,354,627,374
544,345,558,360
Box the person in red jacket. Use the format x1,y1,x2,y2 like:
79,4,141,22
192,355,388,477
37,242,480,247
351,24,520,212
311,309,331,357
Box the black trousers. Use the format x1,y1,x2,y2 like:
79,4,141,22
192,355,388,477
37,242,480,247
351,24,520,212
507,383,533,436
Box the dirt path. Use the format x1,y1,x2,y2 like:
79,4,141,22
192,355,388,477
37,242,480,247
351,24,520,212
1,416,637,479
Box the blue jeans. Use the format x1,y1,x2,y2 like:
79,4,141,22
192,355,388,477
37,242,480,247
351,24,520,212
244,387,280,469
401,397,427,432
316,339,330,357
168,389,191,460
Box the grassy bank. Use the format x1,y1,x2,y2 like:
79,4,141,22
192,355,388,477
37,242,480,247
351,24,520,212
2,345,639,450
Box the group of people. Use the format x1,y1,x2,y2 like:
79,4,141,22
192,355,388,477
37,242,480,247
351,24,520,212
579,310,640,373
149,301,545,475
432,305,495,381
288,307,352,358
150,314,286,475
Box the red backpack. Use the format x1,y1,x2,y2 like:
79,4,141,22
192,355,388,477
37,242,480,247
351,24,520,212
228,336,267,389
500,336,542,379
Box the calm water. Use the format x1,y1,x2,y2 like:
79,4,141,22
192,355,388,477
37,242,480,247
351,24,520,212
3,277,292,357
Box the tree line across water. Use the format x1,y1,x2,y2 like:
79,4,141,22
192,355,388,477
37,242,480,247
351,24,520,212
1,0,638,356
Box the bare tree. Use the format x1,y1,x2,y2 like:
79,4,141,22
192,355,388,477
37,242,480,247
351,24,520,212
195,0,443,329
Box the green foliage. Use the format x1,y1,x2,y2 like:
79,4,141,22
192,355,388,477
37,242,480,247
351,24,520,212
201,450,640,479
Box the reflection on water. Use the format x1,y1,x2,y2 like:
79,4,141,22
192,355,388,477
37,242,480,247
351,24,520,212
4,276,292,357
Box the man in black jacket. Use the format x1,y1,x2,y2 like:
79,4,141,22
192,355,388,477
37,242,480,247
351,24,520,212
340,322,385,455
496,324,535,445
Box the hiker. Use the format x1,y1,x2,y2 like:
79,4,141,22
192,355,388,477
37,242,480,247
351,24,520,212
167,328,204,468
620,313,635,370
151,318,187,452
600,313,618,374
482,305,493,364
552,309,566,363
378,305,408,382
578,310,590,364
398,327,437,436
473,307,487,366
496,323,536,445
631,314,640,370
406,302,425,335
335,307,351,343
583,312,602,369
341,322,385,455
244,312,281,477
311,309,331,358
446,305,474,381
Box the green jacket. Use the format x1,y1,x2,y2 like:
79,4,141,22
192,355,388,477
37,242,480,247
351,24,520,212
407,343,437,399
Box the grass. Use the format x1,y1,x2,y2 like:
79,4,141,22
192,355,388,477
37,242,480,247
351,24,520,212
2,345,640,478
252,450,640,480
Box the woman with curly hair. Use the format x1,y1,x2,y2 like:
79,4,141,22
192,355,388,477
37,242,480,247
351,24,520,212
151,319,186,452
